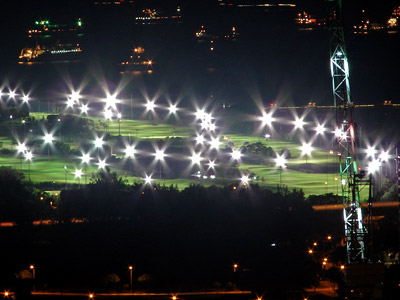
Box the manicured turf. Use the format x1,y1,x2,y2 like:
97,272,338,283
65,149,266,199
1,111,353,197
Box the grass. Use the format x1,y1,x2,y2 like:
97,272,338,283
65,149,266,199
1,111,355,197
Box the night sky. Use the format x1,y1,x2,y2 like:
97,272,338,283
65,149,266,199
1,0,399,109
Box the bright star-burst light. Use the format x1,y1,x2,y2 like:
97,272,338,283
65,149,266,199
260,112,274,126
191,152,202,165
105,94,118,109
144,175,152,185
293,117,305,130
300,142,313,156
169,104,177,114
155,149,165,161
367,159,381,174
94,136,104,148
80,103,89,115
22,94,30,103
124,145,136,158
231,149,242,160
17,142,27,154
241,175,249,185
74,169,83,178
80,152,91,164
43,133,54,144
145,100,155,111
70,91,80,102
25,151,33,161
209,137,221,149
66,97,75,108
366,146,376,158
315,123,326,135
8,90,16,99
104,109,113,120
97,159,107,169
379,150,389,162
275,153,287,168
195,134,205,145
208,160,216,169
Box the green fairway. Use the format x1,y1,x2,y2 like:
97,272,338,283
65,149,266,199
0,111,356,197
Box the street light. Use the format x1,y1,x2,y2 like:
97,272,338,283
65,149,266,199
30,264,35,290
233,263,238,272
64,165,68,190
129,266,133,291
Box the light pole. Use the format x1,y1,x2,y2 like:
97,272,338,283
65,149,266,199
25,151,33,181
117,112,122,136
155,149,165,180
129,265,133,291
30,265,35,290
80,153,91,185
43,133,54,161
64,165,68,190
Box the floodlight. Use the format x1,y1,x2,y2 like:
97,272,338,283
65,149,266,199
231,149,242,160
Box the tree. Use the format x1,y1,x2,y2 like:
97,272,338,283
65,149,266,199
0,167,45,224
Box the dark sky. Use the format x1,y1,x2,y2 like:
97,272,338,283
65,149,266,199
1,0,399,108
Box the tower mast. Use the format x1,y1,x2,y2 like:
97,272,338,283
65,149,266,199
327,0,367,263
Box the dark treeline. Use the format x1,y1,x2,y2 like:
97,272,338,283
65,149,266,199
2,166,400,298
0,166,326,296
